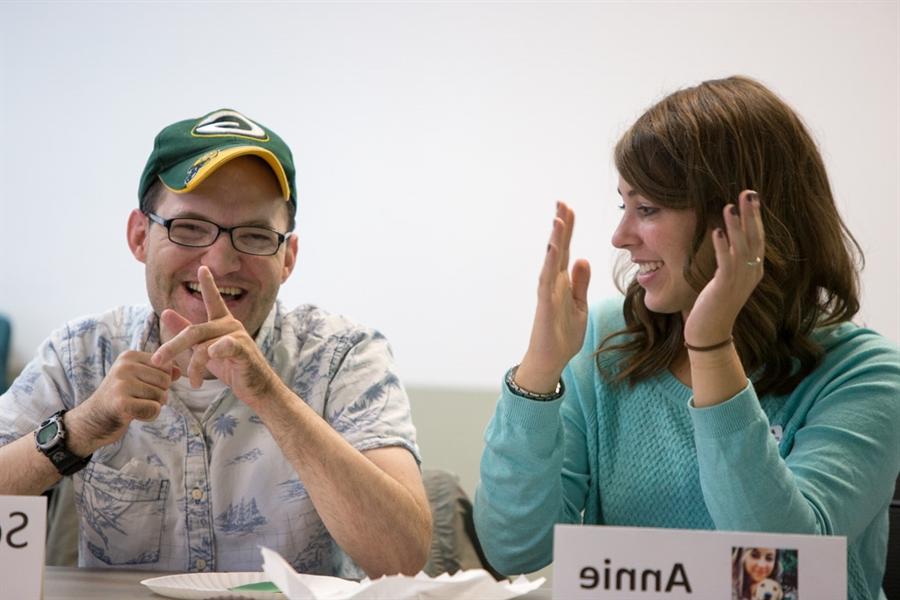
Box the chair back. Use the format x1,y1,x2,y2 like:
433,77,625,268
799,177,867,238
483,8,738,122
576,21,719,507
884,476,900,599
0,314,11,393
422,468,501,578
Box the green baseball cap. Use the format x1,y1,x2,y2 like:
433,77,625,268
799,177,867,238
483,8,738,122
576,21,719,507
138,108,297,213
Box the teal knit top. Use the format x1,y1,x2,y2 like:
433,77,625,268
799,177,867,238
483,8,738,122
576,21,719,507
474,298,900,600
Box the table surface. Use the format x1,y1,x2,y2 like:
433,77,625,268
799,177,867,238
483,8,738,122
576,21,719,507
45,566,172,599
43,566,552,599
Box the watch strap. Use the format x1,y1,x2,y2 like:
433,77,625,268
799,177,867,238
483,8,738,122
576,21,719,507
47,446,93,477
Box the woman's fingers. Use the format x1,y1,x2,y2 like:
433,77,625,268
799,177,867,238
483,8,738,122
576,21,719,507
742,191,765,257
723,203,751,260
716,191,766,280
724,191,765,259
539,202,581,303
711,227,732,275
558,201,575,271
539,217,566,288
522,202,590,380
571,258,591,310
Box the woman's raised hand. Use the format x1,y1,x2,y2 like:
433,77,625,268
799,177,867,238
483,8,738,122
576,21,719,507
515,202,591,394
684,191,765,348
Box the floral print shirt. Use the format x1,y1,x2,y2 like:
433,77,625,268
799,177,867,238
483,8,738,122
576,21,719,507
0,302,419,576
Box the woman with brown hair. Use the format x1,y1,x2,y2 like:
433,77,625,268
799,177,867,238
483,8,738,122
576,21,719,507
474,76,899,600
732,547,791,600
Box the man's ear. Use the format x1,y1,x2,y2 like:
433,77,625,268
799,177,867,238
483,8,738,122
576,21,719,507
127,209,149,263
281,233,298,283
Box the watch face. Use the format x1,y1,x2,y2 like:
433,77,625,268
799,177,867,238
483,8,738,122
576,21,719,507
36,421,60,445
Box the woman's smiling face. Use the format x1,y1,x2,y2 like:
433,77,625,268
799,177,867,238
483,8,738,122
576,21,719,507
744,547,777,582
611,176,700,316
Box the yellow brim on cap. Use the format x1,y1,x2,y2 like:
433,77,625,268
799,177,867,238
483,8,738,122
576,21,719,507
164,146,291,202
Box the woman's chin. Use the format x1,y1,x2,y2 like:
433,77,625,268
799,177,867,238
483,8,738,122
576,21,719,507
641,287,697,316
642,295,680,315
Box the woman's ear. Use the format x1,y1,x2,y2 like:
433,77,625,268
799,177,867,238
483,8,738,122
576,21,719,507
127,209,149,263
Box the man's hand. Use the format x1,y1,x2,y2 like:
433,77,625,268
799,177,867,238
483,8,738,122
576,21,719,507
151,266,279,408
1,349,176,495
72,351,180,451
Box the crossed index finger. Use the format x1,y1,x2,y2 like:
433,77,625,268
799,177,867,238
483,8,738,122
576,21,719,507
198,266,231,320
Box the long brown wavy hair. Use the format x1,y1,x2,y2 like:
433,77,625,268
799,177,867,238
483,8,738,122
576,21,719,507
598,76,862,397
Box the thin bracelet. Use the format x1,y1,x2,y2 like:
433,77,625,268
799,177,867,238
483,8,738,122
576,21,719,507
684,336,733,352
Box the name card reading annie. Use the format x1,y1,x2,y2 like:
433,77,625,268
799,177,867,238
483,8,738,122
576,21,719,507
0,495,47,600
553,524,846,599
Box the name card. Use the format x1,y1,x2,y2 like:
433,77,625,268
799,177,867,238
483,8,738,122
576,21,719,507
0,495,47,600
554,524,846,599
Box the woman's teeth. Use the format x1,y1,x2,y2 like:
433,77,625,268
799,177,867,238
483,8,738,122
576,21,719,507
637,261,663,274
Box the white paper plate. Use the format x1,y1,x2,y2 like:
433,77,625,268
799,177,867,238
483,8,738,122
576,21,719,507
140,572,285,599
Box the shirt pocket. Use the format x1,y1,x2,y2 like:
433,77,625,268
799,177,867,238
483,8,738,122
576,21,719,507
77,460,169,566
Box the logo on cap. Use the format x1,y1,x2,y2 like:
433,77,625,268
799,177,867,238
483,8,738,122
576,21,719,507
184,150,220,186
192,109,269,141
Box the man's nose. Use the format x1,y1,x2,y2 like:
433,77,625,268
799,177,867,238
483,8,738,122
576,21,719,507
200,233,241,275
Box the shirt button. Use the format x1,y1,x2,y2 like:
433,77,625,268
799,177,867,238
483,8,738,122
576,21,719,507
195,558,207,571
191,488,203,501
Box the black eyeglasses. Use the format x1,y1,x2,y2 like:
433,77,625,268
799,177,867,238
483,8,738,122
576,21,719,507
145,212,289,256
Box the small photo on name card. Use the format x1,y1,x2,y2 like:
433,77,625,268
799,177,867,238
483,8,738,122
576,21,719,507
731,546,798,600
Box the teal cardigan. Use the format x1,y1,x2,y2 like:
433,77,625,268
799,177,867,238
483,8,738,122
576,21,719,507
475,298,900,600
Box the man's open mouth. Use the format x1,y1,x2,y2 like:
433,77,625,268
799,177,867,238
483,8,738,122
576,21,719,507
185,281,246,300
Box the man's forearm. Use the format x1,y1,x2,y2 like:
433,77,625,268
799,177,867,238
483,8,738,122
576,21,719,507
0,400,118,495
255,380,432,577
0,434,62,495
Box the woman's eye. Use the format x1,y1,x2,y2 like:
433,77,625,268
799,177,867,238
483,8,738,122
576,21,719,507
637,205,659,216
617,203,625,210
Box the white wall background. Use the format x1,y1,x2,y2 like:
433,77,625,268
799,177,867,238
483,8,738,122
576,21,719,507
2,1,898,389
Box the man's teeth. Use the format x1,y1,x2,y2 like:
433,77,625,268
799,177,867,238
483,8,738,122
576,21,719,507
637,261,663,274
186,282,243,297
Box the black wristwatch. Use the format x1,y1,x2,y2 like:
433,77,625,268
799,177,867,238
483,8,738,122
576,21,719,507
34,410,92,476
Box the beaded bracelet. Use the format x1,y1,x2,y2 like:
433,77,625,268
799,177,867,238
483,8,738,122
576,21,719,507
505,365,565,401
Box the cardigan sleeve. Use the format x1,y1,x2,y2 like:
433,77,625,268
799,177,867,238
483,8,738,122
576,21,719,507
690,327,900,540
473,312,606,576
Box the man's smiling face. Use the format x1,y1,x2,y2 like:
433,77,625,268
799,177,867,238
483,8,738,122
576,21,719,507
129,155,297,339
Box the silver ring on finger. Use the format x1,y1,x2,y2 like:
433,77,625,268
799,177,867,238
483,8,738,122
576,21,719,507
745,256,762,267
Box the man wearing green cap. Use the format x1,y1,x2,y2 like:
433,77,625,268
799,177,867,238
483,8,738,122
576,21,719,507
0,109,431,578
